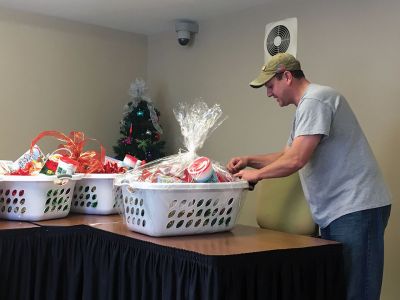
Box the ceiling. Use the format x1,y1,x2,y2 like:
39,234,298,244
0,0,272,35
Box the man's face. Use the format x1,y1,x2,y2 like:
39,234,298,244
265,73,291,107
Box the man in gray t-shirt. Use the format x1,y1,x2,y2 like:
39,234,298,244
227,53,391,300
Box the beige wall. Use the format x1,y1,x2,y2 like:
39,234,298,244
0,7,147,158
148,0,400,298
0,0,398,298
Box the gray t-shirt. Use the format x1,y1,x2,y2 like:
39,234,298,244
288,83,391,228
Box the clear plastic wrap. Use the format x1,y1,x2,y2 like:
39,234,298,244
116,101,240,185
114,101,248,236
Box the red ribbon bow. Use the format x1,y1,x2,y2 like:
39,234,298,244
30,130,105,174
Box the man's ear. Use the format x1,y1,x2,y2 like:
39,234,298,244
284,71,293,84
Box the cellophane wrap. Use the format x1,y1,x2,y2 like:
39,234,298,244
115,101,240,186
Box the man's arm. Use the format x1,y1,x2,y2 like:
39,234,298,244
226,151,284,173
234,135,322,183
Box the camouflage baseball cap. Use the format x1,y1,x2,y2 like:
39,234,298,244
249,53,301,88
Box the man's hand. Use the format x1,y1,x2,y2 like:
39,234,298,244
226,156,248,174
233,169,260,190
233,169,260,184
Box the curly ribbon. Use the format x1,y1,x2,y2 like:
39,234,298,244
30,131,105,174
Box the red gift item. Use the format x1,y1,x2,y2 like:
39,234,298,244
30,131,105,174
216,171,228,182
9,162,34,176
99,161,125,174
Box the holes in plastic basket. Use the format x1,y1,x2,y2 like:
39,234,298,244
197,199,204,207
228,198,234,205
204,209,211,217
195,219,201,227
18,190,25,197
12,190,17,196
196,209,203,217
205,199,212,207
176,220,184,228
226,207,233,215
212,208,218,216
168,210,176,218
188,199,195,207
21,207,26,214
167,220,174,229
179,200,187,208
219,217,225,226
169,199,177,209
226,217,231,226
187,209,194,218
186,220,193,228
211,218,217,226
178,210,185,218
5,190,10,196
73,184,98,210
203,219,209,226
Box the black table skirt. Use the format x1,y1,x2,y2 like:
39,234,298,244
0,225,345,300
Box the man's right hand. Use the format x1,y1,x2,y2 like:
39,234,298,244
226,156,248,174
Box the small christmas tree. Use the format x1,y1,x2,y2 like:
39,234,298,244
113,79,166,161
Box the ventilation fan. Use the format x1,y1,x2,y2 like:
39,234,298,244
264,18,297,62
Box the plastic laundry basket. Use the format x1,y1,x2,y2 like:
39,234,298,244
0,175,80,221
118,181,248,237
71,174,122,215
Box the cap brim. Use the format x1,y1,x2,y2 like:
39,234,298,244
249,72,274,88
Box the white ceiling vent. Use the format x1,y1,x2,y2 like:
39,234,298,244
264,18,297,62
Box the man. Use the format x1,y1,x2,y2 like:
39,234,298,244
227,53,391,300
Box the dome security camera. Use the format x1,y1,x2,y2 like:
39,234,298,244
175,20,199,46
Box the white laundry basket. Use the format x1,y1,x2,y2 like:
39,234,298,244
0,175,80,221
71,174,122,215
118,181,248,237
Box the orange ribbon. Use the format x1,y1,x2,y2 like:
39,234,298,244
30,130,105,174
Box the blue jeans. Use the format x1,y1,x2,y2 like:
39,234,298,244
320,205,391,300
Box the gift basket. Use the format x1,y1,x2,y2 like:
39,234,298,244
115,101,249,237
0,130,125,220
0,174,81,221
28,131,128,215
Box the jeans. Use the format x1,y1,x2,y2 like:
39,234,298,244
320,205,391,300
